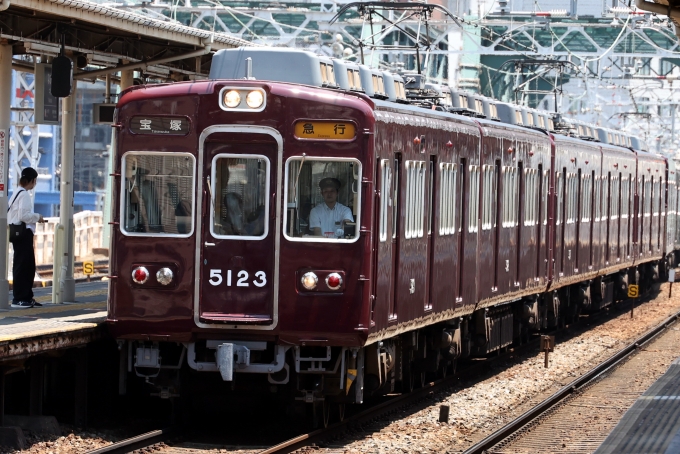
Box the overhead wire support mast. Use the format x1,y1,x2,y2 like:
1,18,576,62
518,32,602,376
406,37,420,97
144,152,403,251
329,1,463,75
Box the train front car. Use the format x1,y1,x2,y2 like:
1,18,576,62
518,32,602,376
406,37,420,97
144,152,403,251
108,51,375,416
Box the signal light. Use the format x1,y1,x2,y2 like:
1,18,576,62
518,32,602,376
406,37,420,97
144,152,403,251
301,272,318,290
132,266,149,284
325,273,342,290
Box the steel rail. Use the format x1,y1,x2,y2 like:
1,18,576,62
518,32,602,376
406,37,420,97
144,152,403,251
462,308,680,454
86,428,172,454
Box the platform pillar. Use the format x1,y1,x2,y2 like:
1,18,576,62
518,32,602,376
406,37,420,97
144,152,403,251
0,42,12,309
58,83,77,303
74,348,87,427
103,69,133,255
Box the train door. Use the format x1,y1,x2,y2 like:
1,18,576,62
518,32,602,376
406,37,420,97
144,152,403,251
515,161,524,286
390,153,402,319
196,128,280,327
374,157,394,324
425,155,437,310
605,172,611,264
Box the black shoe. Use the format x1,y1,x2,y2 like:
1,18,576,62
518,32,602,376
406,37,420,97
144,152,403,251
11,300,34,308
31,299,42,307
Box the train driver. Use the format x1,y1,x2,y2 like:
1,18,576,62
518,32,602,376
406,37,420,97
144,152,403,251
309,177,354,238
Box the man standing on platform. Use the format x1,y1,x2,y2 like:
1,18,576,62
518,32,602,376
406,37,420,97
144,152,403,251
7,167,45,308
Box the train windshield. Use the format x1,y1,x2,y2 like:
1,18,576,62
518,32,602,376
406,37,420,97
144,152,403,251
210,155,270,239
121,152,196,236
284,157,361,242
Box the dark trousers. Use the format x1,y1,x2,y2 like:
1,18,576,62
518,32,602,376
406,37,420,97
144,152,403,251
12,231,35,303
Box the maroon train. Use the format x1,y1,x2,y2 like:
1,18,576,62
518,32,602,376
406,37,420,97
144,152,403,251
107,47,680,420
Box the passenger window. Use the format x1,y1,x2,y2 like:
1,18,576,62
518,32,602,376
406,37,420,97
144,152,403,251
121,152,195,236
439,163,457,235
211,155,269,239
284,158,360,241
482,165,495,230
405,160,426,239
468,165,479,233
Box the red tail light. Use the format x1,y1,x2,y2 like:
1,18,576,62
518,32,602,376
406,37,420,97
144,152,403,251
132,266,149,284
326,273,342,290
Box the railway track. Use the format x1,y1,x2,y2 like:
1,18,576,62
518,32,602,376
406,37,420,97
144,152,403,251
84,288,668,454
463,306,680,454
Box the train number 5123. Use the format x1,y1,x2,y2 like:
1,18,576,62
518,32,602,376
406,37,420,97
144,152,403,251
207,269,267,288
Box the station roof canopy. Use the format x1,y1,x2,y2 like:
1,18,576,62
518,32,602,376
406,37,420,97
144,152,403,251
1,0,256,79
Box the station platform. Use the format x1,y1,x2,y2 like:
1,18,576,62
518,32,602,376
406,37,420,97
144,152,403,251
0,281,108,362
595,357,680,454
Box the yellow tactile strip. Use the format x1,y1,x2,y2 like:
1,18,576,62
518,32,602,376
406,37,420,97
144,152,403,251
0,318,100,342
0,289,107,321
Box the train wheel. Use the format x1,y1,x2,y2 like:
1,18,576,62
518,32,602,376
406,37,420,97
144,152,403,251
401,363,416,393
338,403,346,422
322,399,331,428
419,370,426,388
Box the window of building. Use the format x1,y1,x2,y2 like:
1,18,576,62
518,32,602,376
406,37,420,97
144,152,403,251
284,157,361,241
121,152,196,237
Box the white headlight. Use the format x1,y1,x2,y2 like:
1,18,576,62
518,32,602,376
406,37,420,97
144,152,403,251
156,267,174,286
224,90,241,108
246,90,264,109
301,272,318,290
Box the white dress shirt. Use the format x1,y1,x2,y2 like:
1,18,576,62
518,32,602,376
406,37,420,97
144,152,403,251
309,202,354,238
7,189,40,233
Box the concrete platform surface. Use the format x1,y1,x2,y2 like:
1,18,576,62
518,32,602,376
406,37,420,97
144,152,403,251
0,281,107,344
595,356,680,454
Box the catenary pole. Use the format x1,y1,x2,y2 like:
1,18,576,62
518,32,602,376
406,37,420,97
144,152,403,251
0,42,12,309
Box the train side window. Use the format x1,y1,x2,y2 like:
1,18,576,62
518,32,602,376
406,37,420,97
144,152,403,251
556,171,563,225
482,165,495,230
621,175,629,219
393,156,400,239
121,152,196,237
503,166,518,227
284,157,361,242
439,163,457,235
594,176,601,222
603,173,610,221
654,179,661,217
211,155,270,240
542,170,549,225
379,159,392,242
645,179,652,217
582,174,592,222
524,168,537,226
405,160,426,239
469,165,479,233
611,175,619,220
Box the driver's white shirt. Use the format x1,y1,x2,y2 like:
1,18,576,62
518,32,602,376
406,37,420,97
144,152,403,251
309,202,354,238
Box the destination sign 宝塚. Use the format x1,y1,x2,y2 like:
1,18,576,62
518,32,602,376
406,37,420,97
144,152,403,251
130,116,190,135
